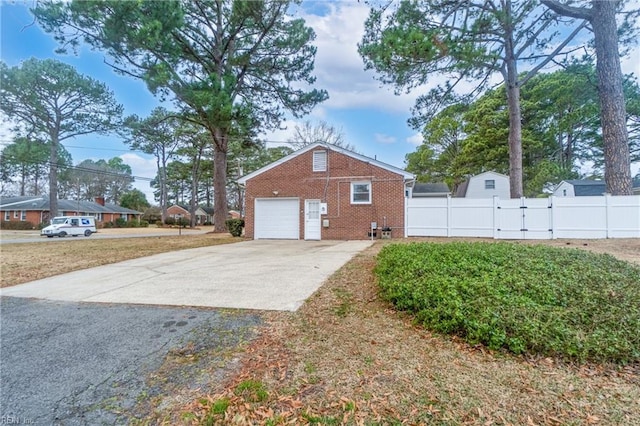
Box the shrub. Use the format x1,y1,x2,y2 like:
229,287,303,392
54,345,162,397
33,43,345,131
103,221,115,228
375,242,640,364
0,221,35,230
226,218,244,237
176,217,190,227
164,217,176,225
115,218,127,228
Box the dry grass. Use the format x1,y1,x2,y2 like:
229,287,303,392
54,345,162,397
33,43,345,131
179,240,640,425
0,233,238,288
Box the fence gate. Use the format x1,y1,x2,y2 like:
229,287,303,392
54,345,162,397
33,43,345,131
495,198,552,239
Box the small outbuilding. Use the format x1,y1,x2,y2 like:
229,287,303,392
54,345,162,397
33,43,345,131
554,180,606,197
454,171,510,199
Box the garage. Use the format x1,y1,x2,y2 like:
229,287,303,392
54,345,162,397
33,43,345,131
254,198,300,239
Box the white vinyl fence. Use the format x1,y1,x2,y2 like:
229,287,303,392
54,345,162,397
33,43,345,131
405,195,640,239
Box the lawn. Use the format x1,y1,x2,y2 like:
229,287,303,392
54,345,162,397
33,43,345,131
0,233,238,288
178,240,640,425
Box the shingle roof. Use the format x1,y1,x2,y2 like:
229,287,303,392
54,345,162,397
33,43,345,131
564,180,606,196
0,196,142,214
412,182,450,197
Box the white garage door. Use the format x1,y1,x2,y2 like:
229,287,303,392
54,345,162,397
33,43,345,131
254,198,299,239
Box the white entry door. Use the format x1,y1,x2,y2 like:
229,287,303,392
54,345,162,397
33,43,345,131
304,199,321,240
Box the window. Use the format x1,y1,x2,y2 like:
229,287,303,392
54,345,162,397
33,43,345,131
351,181,371,204
484,179,495,190
20,211,26,221
562,189,567,196
70,218,79,226
121,214,128,221
4,211,10,221
14,210,19,218
313,150,327,172
94,213,102,222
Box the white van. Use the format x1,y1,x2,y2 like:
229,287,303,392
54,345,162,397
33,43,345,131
41,216,97,238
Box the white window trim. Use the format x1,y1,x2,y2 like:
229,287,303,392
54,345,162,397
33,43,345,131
121,214,128,221
312,150,327,172
20,210,26,221
485,179,495,190
14,210,19,218
4,211,10,221
351,181,372,204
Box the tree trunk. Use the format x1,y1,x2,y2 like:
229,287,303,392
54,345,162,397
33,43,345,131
49,137,58,217
190,164,198,228
212,130,228,233
592,1,632,195
159,149,168,224
504,7,524,199
20,164,26,196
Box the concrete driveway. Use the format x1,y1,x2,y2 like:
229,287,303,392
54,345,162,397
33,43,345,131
0,240,372,311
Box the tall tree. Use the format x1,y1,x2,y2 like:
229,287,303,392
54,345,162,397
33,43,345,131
120,189,150,212
0,137,52,196
125,108,183,223
35,0,328,231
405,65,636,195
287,120,356,151
359,0,587,198
0,58,122,217
541,0,638,195
60,157,134,202
227,142,293,215
174,122,211,227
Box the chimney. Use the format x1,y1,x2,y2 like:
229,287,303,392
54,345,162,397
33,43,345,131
94,197,105,206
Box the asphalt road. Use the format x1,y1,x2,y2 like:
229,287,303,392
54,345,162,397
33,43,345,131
0,297,262,425
0,228,208,244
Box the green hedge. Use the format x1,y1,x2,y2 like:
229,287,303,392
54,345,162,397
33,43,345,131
375,242,640,364
226,218,245,237
105,219,149,228
0,221,35,230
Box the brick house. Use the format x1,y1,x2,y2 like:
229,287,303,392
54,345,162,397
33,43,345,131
237,142,415,240
166,205,239,224
0,196,141,227
167,204,209,224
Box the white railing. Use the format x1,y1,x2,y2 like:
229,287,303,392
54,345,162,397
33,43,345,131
406,195,640,239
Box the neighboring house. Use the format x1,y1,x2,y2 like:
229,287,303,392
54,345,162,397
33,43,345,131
633,176,640,195
411,182,450,198
167,205,238,224
455,171,510,199
0,196,142,226
554,180,606,197
167,204,209,224
237,142,415,240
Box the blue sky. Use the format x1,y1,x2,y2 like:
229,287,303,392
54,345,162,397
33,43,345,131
1,1,639,202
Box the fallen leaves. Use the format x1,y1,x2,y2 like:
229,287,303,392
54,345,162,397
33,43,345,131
172,242,639,425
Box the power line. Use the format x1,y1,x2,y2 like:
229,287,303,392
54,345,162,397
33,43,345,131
0,155,155,182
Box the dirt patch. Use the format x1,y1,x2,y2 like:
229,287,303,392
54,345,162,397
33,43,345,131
177,240,640,425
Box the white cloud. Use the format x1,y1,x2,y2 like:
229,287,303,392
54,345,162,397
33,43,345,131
374,133,396,144
300,3,425,114
406,133,423,146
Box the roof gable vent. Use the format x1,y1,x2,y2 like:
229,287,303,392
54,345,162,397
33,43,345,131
312,150,327,172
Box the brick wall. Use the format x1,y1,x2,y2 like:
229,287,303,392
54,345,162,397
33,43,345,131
244,148,407,240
